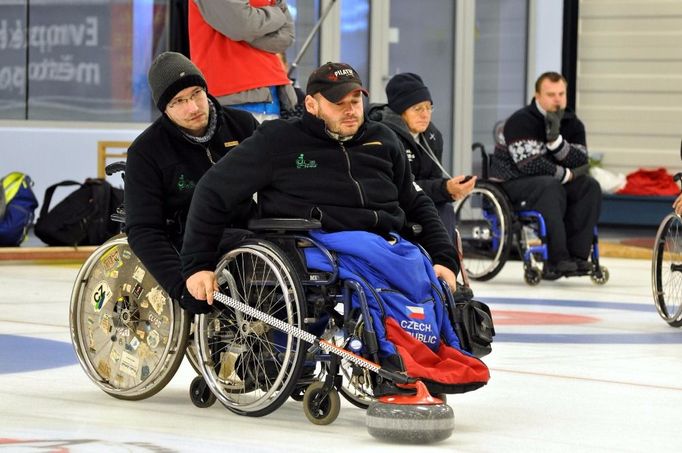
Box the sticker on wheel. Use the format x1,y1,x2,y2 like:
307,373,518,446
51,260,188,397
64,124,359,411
92,281,113,311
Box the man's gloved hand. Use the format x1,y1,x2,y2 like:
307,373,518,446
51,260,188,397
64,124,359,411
178,286,213,315
571,163,590,179
545,108,565,142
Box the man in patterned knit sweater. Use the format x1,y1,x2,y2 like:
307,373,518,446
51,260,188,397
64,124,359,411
490,72,601,277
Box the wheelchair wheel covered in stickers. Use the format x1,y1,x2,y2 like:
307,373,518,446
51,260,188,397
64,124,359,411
70,234,191,400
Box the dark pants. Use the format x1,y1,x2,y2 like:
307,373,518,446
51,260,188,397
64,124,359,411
502,175,602,264
436,201,457,244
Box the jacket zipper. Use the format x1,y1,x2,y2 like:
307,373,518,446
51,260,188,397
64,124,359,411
339,142,364,206
205,146,216,164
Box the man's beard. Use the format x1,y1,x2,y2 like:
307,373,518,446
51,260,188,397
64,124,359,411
318,113,360,141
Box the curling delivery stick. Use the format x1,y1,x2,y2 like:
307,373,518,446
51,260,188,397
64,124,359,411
212,290,411,385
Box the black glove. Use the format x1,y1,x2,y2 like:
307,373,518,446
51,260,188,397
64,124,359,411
545,109,564,142
178,286,213,315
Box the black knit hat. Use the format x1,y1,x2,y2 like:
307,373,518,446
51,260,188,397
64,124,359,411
148,51,207,111
306,62,368,102
386,72,432,114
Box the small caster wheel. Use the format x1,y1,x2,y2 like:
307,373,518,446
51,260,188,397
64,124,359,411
190,375,216,408
524,268,542,286
590,266,609,285
302,381,340,425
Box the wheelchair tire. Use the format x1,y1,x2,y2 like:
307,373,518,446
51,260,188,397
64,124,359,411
590,266,609,285
70,235,191,400
454,181,513,281
652,214,682,327
524,267,542,286
190,375,217,408
184,321,202,375
303,381,341,425
195,239,307,417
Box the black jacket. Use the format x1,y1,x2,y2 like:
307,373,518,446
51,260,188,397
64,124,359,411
490,99,588,182
181,111,458,276
368,104,451,204
125,97,259,300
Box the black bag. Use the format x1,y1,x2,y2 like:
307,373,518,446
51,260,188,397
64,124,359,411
450,297,495,358
34,178,124,246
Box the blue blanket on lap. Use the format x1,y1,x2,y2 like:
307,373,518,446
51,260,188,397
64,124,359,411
304,230,462,360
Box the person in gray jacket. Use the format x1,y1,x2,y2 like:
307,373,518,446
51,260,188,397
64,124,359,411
369,73,476,241
188,0,297,121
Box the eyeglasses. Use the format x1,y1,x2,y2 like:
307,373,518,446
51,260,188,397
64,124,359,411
408,104,435,114
167,88,206,110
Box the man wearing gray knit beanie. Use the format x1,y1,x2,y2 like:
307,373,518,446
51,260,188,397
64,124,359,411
369,72,476,242
124,51,259,315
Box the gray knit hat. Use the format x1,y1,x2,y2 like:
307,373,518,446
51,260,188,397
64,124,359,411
148,51,207,111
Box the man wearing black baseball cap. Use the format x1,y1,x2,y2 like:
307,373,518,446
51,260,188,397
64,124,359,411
181,61,461,309
125,51,259,314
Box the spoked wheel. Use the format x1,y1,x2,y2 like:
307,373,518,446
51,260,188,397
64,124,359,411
652,214,682,327
303,381,341,425
195,240,307,417
454,181,513,281
70,235,190,400
330,319,374,409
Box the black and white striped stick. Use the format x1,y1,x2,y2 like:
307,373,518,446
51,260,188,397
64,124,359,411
212,291,410,384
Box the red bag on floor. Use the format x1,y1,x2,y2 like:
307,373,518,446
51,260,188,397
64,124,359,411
616,168,679,196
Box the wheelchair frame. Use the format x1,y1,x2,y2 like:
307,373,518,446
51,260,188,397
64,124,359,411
189,219,482,425
454,143,609,286
189,222,387,424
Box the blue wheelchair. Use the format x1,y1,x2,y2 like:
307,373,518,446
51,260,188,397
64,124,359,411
453,142,609,286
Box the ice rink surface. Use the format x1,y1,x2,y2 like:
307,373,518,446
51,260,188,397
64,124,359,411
1,256,681,452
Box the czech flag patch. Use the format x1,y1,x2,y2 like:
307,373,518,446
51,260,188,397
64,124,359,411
407,305,425,320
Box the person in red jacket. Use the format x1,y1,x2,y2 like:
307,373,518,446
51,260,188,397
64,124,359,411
188,0,297,121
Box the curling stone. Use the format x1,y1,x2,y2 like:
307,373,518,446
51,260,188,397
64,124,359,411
366,380,454,444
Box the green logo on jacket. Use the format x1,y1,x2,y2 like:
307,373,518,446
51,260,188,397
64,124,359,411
296,153,317,169
177,174,196,191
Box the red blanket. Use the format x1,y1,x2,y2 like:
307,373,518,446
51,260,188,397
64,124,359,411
616,168,679,196
385,317,490,386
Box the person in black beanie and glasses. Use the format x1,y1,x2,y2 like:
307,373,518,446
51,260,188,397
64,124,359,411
125,51,259,314
369,72,476,242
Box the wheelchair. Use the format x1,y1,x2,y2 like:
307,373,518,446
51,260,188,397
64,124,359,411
651,171,682,327
453,142,609,286
188,219,485,425
70,162,201,400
